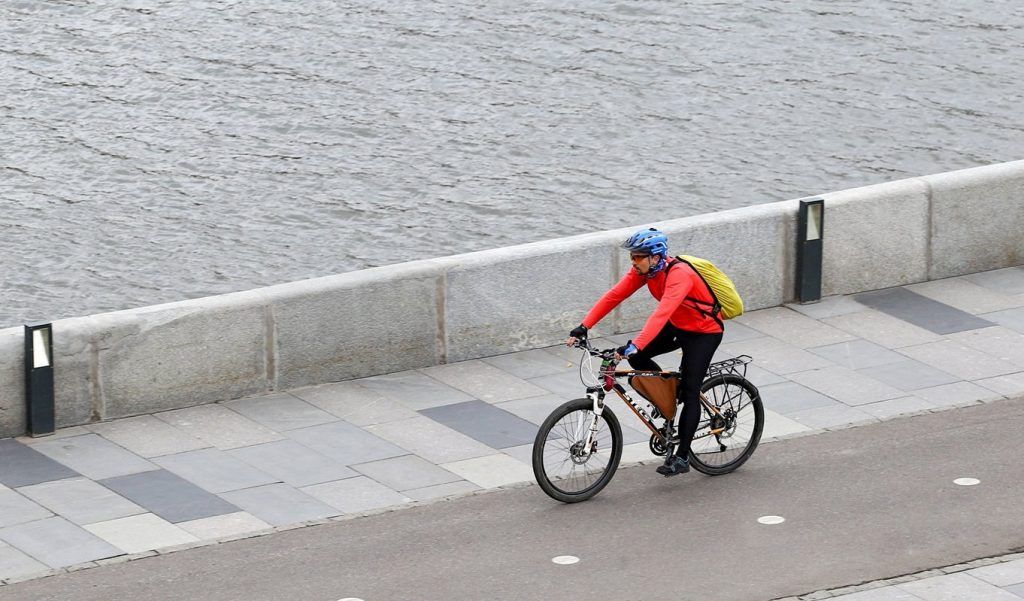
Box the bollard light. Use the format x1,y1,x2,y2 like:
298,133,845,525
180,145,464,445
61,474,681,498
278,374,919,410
796,198,824,303
24,322,55,437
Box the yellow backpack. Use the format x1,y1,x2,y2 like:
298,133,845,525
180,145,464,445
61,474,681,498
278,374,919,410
670,255,744,323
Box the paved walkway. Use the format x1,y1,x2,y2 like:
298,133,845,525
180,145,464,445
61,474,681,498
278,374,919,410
778,554,1024,600
1,266,1023,588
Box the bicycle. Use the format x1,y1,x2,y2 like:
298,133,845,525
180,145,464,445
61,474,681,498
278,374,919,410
531,338,764,503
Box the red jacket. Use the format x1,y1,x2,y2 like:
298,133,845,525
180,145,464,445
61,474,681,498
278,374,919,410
582,258,723,350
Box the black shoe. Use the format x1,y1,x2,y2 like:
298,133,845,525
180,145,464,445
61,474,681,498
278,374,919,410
656,455,690,477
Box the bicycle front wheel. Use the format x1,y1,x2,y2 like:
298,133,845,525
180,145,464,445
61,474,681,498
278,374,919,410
690,374,763,476
532,398,623,503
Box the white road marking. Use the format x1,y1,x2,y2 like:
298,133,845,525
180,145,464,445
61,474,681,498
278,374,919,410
552,555,580,565
954,478,980,486
757,515,785,525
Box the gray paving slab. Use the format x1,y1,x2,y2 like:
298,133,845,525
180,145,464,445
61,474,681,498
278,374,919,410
84,513,198,555
364,416,497,464
0,541,48,583
744,363,789,386
911,381,1003,409
301,476,411,514
219,483,339,527
721,321,768,343
733,306,856,348
948,326,1024,369
290,380,420,426
808,339,910,370
155,404,284,450
30,434,158,481
831,587,924,600
784,295,866,320
16,477,144,526
285,421,407,466
419,359,549,403
855,287,994,335
756,381,842,415
857,396,937,420
420,400,539,449
175,512,271,541
351,455,460,492
975,372,1024,398
897,572,1022,600
222,392,338,432
982,307,1024,334
896,339,1020,380
965,266,1024,294
526,369,589,399
0,488,52,528
856,359,960,392
1004,582,1024,597
152,448,279,494
718,336,834,375
99,469,239,524
786,366,905,406
495,394,568,426
401,480,481,502
480,348,573,379
969,558,1024,586
908,277,1024,315
86,415,210,459
227,440,358,488
359,370,476,411
0,439,79,488
822,307,944,349
784,403,878,430
0,517,122,569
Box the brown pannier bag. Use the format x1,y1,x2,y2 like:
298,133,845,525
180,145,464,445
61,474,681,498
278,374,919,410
629,374,679,420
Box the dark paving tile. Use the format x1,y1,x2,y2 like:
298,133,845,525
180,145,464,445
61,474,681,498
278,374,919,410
0,439,80,488
99,469,239,524
854,287,993,335
420,400,538,449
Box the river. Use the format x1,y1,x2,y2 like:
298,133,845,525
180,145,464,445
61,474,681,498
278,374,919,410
2,0,1022,326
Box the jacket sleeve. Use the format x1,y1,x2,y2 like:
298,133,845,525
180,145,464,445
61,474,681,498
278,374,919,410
582,270,645,329
632,266,694,350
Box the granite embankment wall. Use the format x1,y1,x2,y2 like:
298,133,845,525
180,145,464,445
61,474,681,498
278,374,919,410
2,160,1023,438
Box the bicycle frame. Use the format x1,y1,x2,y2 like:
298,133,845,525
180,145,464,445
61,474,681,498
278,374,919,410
574,345,732,459
585,367,726,445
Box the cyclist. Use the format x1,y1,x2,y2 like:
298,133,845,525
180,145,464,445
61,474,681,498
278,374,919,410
566,227,724,477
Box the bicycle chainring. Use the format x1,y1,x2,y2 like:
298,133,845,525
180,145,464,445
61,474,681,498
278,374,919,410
649,432,669,456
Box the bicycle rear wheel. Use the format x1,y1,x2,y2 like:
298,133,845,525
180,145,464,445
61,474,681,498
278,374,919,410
532,398,623,503
689,374,763,476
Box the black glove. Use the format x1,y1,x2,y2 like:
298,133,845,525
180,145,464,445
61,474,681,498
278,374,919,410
569,324,588,339
615,341,639,357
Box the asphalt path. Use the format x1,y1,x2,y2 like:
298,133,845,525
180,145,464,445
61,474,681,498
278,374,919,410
4,397,1023,601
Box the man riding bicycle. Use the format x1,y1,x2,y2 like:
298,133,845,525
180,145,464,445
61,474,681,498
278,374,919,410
566,227,724,477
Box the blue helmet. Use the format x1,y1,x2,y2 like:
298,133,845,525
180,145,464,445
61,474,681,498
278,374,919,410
621,228,668,257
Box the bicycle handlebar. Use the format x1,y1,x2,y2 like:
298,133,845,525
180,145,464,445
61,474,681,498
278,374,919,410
570,338,620,364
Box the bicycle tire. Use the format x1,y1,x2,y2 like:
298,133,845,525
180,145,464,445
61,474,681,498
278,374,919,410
532,398,623,503
689,374,763,476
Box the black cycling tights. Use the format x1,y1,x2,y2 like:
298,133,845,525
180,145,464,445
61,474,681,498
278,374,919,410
626,324,724,461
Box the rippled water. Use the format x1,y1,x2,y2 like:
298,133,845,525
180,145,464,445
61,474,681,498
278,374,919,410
2,1,1022,327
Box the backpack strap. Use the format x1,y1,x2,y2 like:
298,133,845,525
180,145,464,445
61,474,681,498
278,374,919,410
666,257,724,329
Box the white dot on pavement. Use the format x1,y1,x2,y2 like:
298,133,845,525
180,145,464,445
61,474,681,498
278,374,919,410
552,555,580,565
337,598,365,601
954,478,980,486
757,515,785,525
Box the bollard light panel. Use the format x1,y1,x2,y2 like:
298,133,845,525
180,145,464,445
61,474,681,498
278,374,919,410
797,198,824,303
25,323,55,437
